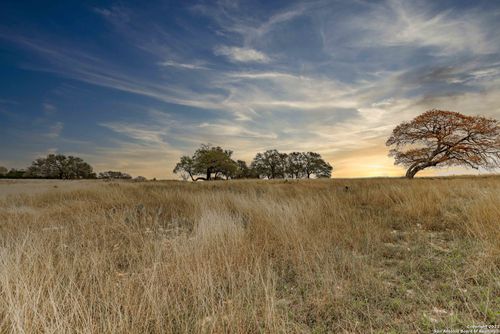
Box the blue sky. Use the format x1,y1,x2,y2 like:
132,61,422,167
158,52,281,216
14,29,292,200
1,0,499,178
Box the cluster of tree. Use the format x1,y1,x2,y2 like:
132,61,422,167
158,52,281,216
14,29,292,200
98,171,132,179
251,150,332,179
387,109,499,178
173,144,332,181
0,154,138,180
0,167,27,179
25,154,95,179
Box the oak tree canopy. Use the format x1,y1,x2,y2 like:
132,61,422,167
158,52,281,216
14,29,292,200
386,109,500,178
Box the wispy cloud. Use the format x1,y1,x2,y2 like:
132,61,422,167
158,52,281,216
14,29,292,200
0,34,227,110
99,122,166,145
93,6,130,22
159,60,208,70
198,122,278,139
350,0,496,56
214,46,270,63
194,1,308,46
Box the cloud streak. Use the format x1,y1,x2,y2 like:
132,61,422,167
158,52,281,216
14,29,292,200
159,60,209,70
351,0,496,56
214,46,270,63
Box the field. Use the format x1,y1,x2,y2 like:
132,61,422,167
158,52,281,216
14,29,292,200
0,177,498,333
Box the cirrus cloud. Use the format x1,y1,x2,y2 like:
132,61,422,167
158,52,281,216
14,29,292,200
214,46,270,63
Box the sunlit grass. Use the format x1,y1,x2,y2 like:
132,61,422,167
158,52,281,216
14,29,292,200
0,177,498,332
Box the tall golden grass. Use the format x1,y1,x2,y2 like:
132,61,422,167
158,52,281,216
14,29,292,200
0,177,498,333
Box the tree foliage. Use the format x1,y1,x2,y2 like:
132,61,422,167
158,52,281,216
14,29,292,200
0,168,26,179
173,144,238,181
387,109,500,178
234,160,259,179
251,149,288,179
2,156,137,180
301,152,333,178
26,154,95,179
173,156,196,181
98,171,132,180
192,144,237,180
5,169,27,179
251,150,332,179
286,152,306,179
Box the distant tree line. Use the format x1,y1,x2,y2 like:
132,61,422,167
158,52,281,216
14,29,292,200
98,171,132,180
0,154,142,180
0,166,26,179
173,144,332,181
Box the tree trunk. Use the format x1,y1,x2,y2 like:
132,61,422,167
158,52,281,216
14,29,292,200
406,159,442,178
405,165,425,179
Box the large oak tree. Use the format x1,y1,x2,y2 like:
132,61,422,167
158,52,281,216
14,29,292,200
27,154,95,179
386,109,499,178
250,149,288,179
173,144,238,181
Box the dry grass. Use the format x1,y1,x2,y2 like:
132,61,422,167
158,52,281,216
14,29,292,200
0,177,499,333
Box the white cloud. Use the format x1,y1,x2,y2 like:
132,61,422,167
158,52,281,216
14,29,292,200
197,1,307,46
4,36,226,111
216,70,358,112
159,60,208,70
198,122,278,139
352,0,495,55
214,46,270,63
227,71,296,79
371,98,395,108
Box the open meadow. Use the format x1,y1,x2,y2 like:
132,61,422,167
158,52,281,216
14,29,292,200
0,177,499,333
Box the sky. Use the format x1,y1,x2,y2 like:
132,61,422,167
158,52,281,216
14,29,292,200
1,0,499,179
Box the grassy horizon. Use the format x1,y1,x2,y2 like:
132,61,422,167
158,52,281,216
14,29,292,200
0,177,498,333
